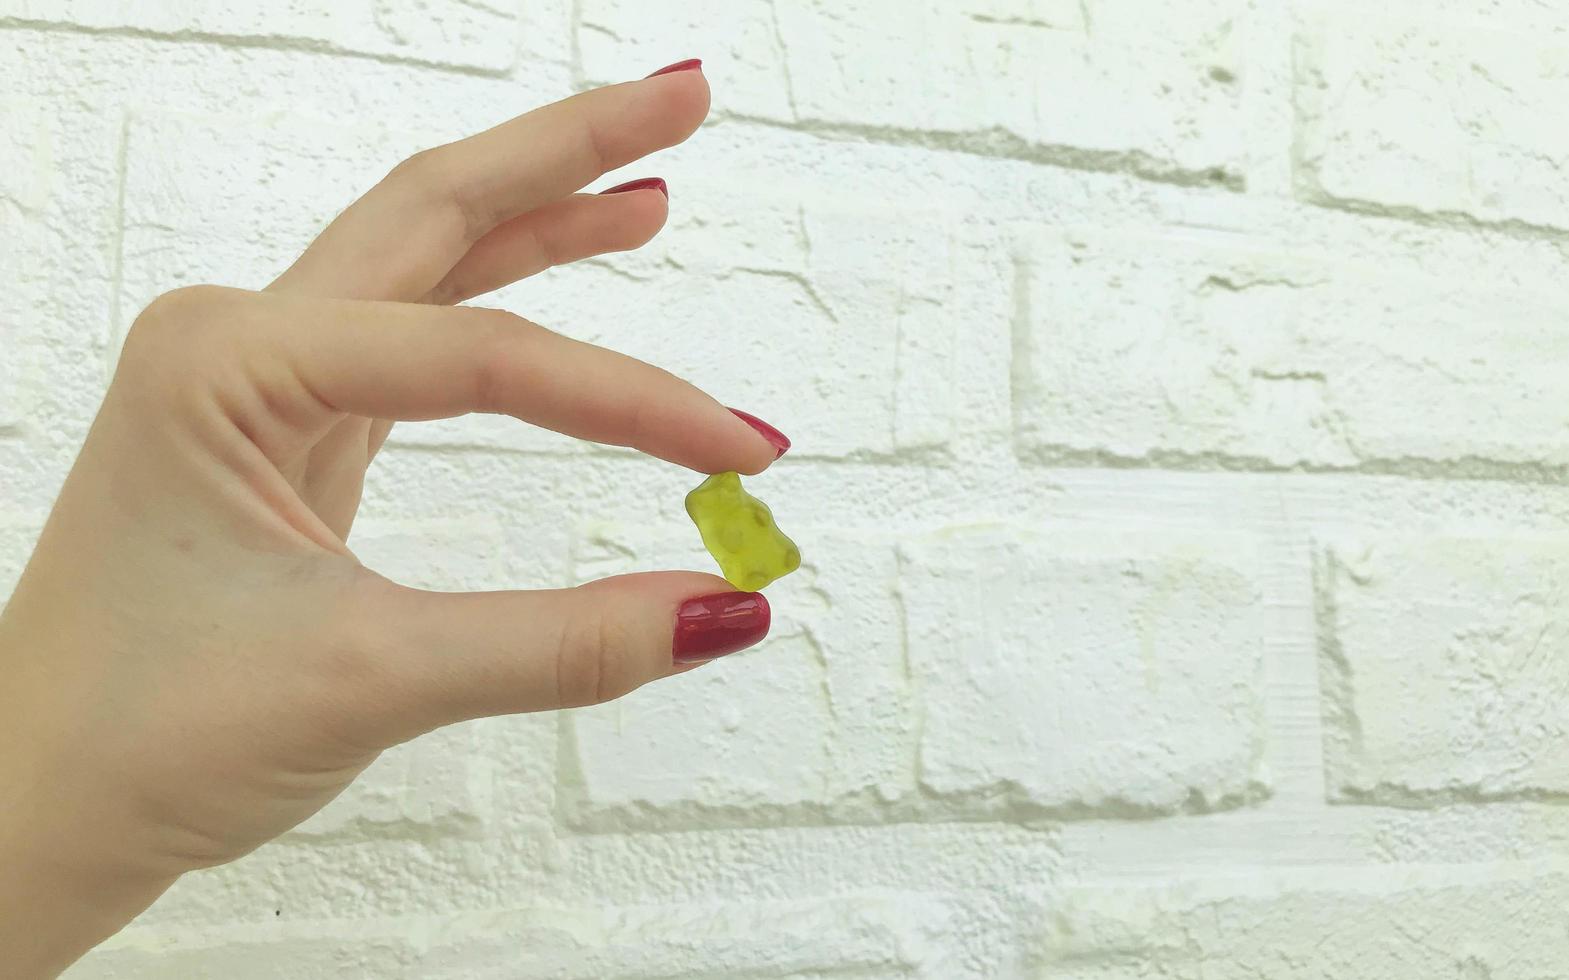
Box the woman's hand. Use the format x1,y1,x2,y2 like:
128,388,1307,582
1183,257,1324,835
0,61,784,978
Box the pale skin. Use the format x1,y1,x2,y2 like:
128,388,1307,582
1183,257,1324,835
0,63,782,978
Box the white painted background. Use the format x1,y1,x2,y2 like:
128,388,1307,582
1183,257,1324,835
4,1,1569,976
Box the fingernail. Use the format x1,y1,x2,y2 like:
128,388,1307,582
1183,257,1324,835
730,408,791,459
601,176,668,198
673,592,770,663
646,58,703,78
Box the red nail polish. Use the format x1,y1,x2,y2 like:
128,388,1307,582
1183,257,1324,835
600,176,668,198
673,592,770,663
730,408,790,459
646,58,703,78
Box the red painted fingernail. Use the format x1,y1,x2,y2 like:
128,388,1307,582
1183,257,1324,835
673,592,770,663
730,408,790,459
601,176,668,198
646,58,703,78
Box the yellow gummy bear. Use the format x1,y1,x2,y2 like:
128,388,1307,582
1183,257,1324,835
685,471,801,592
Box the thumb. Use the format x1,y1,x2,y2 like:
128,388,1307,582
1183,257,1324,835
365,572,770,733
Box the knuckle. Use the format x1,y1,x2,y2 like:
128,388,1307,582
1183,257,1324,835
386,147,440,196
524,223,561,270
145,282,229,317
116,285,241,399
467,308,530,414
582,115,616,176
389,146,493,243
555,604,643,708
123,285,225,353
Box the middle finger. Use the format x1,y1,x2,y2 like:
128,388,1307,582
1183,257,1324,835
270,64,709,303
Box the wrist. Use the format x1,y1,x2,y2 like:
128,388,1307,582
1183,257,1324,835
0,614,174,978
0,844,173,979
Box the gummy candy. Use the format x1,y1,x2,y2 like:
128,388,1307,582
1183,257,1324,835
685,471,801,592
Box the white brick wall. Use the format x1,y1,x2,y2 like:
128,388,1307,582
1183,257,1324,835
1319,534,1569,803
0,96,49,437
6,0,530,72
1296,13,1569,230
73,893,953,978
1,1,1567,976
901,525,1267,818
1036,863,1569,978
1014,226,1569,471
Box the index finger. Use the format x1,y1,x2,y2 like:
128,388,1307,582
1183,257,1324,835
271,64,710,303
223,288,783,476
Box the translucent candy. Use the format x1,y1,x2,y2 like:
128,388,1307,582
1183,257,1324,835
685,471,801,592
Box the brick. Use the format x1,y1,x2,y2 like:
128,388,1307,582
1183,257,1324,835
580,0,1250,181
900,524,1266,816
70,894,945,979
478,712,560,835
65,932,412,979
561,523,913,828
1319,534,1569,803
1034,865,1569,978
0,88,123,466
0,98,51,215
0,327,21,436
0,96,53,436
522,182,960,458
1296,15,1569,229
566,628,833,820
1014,226,1569,471
10,0,523,72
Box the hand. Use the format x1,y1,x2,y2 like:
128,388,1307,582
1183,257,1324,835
0,61,784,978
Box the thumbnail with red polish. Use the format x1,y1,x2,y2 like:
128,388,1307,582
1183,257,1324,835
673,592,770,663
